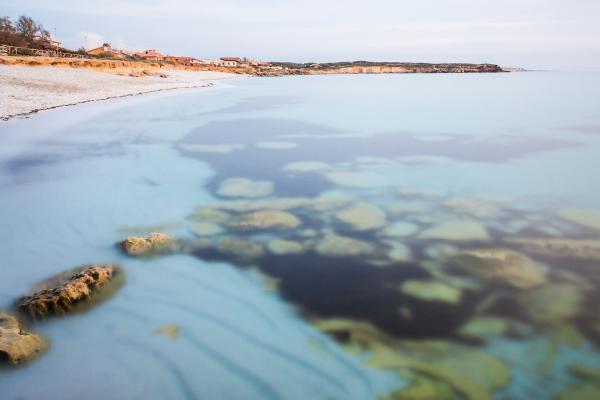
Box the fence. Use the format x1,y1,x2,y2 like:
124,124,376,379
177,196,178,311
0,44,88,59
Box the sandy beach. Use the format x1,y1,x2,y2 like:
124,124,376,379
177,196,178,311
0,64,236,120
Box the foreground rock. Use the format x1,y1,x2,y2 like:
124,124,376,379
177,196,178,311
450,248,547,289
18,264,123,317
0,311,48,366
120,232,177,256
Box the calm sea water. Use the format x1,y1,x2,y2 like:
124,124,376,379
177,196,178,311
1,72,600,399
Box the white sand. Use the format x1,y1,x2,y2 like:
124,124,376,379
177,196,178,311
0,65,236,120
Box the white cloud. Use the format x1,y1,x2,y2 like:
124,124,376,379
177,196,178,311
78,32,104,50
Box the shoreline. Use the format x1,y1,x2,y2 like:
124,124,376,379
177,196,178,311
0,64,238,121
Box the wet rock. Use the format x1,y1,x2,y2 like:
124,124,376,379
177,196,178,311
400,280,462,304
450,248,547,289
216,177,273,198
517,284,583,324
419,220,490,241
0,311,48,366
18,264,123,318
189,222,224,236
228,210,301,231
507,237,600,260
315,234,376,257
267,239,306,255
557,208,600,231
120,232,177,256
218,238,264,259
335,202,386,231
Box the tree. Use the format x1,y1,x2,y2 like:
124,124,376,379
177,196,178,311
0,16,15,33
16,15,48,39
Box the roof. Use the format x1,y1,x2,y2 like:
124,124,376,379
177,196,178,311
220,57,241,62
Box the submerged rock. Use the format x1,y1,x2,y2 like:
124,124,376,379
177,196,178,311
228,210,301,231
155,325,180,340
517,284,583,324
458,316,509,338
267,239,306,255
568,364,600,383
120,232,177,256
188,207,230,223
556,384,600,400
557,208,600,231
450,248,547,289
419,220,490,241
400,280,462,304
217,238,264,259
387,243,413,262
283,161,330,172
443,197,503,218
0,311,48,366
507,237,600,260
335,202,386,231
189,222,224,237
216,177,273,198
384,374,456,400
382,222,419,237
18,264,123,318
315,234,376,257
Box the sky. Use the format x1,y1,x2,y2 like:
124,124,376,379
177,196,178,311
3,0,600,70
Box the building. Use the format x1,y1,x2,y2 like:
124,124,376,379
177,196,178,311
86,43,127,59
134,49,165,62
164,56,203,65
33,35,62,50
220,57,242,67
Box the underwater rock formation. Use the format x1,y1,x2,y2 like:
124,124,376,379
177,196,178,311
217,238,265,259
216,177,274,198
419,220,490,241
507,237,600,260
267,239,306,255
399,280,462,304
18,264,123,317
0,311,48,366
120,232,177,256
450,248,547,289
315,234,376,257
228,210,301,231
335,202,387,231
517,284,583,324
189,222,224,236
557,208,600,231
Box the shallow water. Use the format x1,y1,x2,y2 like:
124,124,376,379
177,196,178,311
1,72,600,399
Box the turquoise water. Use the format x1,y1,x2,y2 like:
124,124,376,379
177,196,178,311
1,72,600,399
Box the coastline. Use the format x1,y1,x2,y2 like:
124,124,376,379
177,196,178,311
0,64,237,121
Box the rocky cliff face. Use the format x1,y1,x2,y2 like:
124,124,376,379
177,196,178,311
292,63,504,75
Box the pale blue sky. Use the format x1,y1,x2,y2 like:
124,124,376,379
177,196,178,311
3,0,600,70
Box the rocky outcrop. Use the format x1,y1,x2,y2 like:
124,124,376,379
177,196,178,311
450,248,547,289
0,311,48,366
120,232,177,256
18,264,123,317
272,61,505,75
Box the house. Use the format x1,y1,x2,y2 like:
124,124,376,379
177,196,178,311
134,49,165,62
164,56,202,65
220,57,242,67
33,35,62,49
87,43,126,59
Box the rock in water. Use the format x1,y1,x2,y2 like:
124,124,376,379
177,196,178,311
120,232,176,256
228,210,301,231
0,311,47,366
315,234,375,257
450,248,547,289
335,202,387,231
400,280,462,304
216,177,273,198
419,220,490,241
18,264,123,317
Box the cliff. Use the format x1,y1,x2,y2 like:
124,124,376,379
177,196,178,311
273,61,505,74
